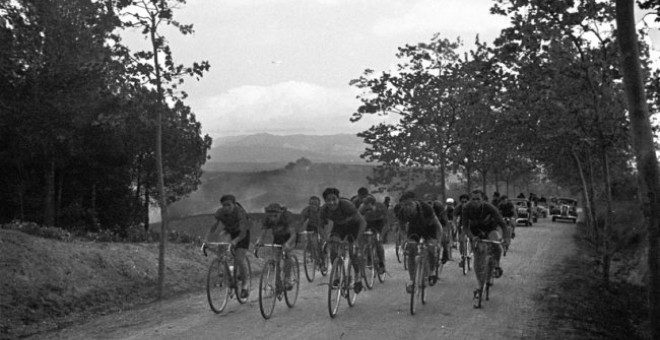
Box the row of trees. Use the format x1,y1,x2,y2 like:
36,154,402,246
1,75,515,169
350,1,658,336
0,0,211,236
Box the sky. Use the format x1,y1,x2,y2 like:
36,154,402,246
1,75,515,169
121,0,655,143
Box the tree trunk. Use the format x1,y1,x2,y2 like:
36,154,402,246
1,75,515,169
601,149,613,286
481,170,487,194
465,160,472,193
494,169,500,195
572,147,594,236
615,2,660,337
151,20,168,301
144,187,150,232
43,160,56,226
440,152,447,201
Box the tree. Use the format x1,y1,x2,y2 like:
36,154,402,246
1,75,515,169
120,0,210,299
616,1,660,337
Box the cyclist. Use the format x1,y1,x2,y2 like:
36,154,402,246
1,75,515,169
255,203,296,290
202,194,251,299
358,195,388,275
300,196,326,271
453,194,470,268
461,189,507,295
395,191,443,291
423,193,450,264
491,191,501,207
320,187,366,293
350,187,375,210
445,198,457,249
497,195,516,250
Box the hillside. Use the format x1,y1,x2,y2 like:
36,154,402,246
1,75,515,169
169,162,379,219
206,133,368,166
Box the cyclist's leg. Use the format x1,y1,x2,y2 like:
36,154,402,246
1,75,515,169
406,239,416,281
427,240,438,278
234,247,248,290
503,220,511,249
274,234,292,287
372,224,386,271
440,225,450,263
488,228,503,273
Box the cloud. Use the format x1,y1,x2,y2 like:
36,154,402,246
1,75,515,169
198,81,396,138
373,0,509,37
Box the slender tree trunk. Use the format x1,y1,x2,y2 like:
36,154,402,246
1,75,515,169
572,147,594,235
440,152,447,201
494,169,500,194
587,152,597,236
601,149,614,286
144,188,150,232
465,160,472,193
151,20,168,300
44,160,56,226
616,2,660,337
481,170,487,194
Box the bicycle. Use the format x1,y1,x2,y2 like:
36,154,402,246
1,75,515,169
472,237,503,309
502,217,513,256
202,242,252,314
362,229,385,288
299,230,328,282
459,231,473,276
394,222,407,265
407,235,437,315
254,244,300,319
326,236,361,318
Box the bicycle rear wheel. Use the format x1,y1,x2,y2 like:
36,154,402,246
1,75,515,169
207,259,230,314
346,256,358,307
303,243,316,282
377,244,386,283
328,258,344,318
235,256,252,304
285,255,300,308
259,261,277,320
421,257,428,305
363,244,376,290
410,256,421,315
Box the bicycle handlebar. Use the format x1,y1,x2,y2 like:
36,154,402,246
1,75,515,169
203,242,235,257
254,243,283,259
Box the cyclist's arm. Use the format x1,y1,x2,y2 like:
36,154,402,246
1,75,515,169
486,204,507,230
231,214,250,246
431,215,443,241
254,222,269,246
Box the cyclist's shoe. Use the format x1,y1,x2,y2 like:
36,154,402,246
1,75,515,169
428,275,438,286
353,281,363,294
493,267,503,278
240,289,249,299
441,252,449,264
332,278,340,288
405,282,414,294
511,232,516,239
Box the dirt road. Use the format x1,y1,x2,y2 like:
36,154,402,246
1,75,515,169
32,219,576,340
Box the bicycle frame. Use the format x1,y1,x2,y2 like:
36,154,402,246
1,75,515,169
406,236,432,315
204,242,251,313
472,237,502,308
255,244,300,319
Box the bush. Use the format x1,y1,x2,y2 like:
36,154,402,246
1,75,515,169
1,221,72,241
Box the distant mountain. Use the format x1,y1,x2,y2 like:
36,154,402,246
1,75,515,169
206,133,368,166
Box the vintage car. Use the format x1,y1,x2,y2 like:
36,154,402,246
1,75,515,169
536,201,549,218
550,197,578,223
510,198,533,226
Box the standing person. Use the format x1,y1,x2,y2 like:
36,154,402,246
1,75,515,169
395,191,444,291
255,203,296,290
358,196,388,274
320,187,366,293
202,194,251,299
300,196,326,271
461,189,507,296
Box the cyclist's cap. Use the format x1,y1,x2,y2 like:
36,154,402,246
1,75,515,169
220,194,236,203
399,191,416,202
265,203,284,213
446,198,454,204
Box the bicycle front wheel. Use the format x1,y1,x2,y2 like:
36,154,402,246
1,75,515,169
410,256,422,315
328,258,344,318
259,261,277,320
303,243,316,282
285,255,300,308
207,259,230,314
235,256,252,304
346,256,358,307
363,244,376,290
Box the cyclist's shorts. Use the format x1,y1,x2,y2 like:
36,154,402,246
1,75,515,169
229,230,250,250
273,233,291,246
330,228,358,243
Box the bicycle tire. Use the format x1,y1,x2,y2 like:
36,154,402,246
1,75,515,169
346,254,358,307
235,256,252,304
410,256,421,315
421,255,428,305
466,237,472,273
319,235,329,276
377,244,386,283
206,259,230,314
259,261,277,320
285,255,300,308
363,243,375,290
328,258,343,318
303,243,316,282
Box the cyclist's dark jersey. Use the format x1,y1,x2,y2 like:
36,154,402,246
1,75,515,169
350,194,375,211
359,202,387,233
446,205,455,221
321,198,360,241
214,203,251,249
428,200,448,227
263,210,294,245
498,200,515,218
300,205,321,232
395,200,438,240
461,201,506,238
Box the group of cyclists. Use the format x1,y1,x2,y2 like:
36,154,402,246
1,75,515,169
201,186,521,312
